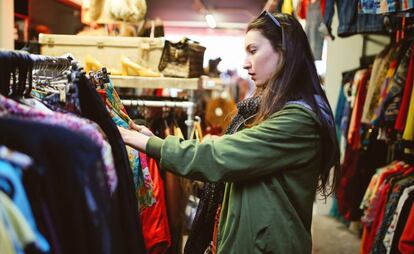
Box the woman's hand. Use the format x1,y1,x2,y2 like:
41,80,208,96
129,121,154,137
118,126,150,152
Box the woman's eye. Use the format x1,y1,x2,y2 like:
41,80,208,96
250,49,257,54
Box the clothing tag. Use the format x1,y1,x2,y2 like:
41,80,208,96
0,146,33,169
59,87,66,103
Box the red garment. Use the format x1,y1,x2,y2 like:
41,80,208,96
348,69,371,149
399,204,414,253
361,163,406,254
337,70,370,218
297,0,326,19
297,0,308,19
140,157,171,254
361,183,391,254
336,145,359,217
395,46,414,132
212,204,222,254
321,0,326,17
97,89,107,101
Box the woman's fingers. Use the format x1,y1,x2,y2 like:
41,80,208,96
130,122,154,137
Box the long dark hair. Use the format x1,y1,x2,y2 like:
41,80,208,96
247,13,340,197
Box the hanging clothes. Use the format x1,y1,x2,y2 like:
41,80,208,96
0,209,16,254
324,0,386,38
140,157,171,254
0,117,112,254
76,75,147,254
281,0,294,14
297,0,326,19
362,46,394,124
374,45,412,127
336,69,370,218
0,94,117,194
348,69,371,149
0,51,147,254
98,79,156,209
372,174,414,253
402,79,414,141
162,121,192,254
382,185,414,253
395,45,414,132
398,201,414,253
370,58,399,125
0,154,50,253
360,0,414,14
305,0,324,60
0,191,37,254
359,161,414,254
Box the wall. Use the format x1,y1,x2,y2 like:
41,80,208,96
315,9,389,216
29,0,83,36
0,0,14,49
324,12,389,114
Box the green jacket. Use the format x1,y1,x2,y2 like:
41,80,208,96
146,104,322,254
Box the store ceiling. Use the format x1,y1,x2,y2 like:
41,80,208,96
147,0,266,29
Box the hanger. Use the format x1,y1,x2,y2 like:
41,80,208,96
18,53,30,97
25,53,34,97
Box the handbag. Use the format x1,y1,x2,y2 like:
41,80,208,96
158,38,206,78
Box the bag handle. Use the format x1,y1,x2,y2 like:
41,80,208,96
150,20,155,39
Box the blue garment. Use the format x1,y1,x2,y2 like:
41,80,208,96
361,0,413,13
324,0,386,38
0,160,50,252
335,84,346,141
305,0,324,60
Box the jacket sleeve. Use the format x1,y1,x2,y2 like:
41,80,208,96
148,106,321,183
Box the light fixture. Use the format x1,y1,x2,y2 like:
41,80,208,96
205,13,217,28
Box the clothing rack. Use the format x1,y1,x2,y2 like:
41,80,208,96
0,51,72,68
89,67,199,139
121,98,196,139
0,51,75,97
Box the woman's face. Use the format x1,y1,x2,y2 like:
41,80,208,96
243,29,281,87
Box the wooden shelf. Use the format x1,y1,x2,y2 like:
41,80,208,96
110,75,201,90
110,75,225,90
200,76,225,90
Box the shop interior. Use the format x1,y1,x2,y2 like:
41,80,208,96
0,0,414,253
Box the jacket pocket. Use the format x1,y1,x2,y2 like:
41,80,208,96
254,224,272,253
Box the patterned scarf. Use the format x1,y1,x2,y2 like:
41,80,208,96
184,96,260,254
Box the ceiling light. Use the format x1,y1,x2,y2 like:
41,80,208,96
205,14,217,29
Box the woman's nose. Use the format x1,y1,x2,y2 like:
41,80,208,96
243,57,251,70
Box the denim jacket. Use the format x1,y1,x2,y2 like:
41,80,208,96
360,0,414,14
324,0,386,37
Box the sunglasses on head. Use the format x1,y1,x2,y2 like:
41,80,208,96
258,10,285,50
259,10,282,28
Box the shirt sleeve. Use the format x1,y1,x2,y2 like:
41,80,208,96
146,106,321,183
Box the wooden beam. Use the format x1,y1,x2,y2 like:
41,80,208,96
0,0,14,49
56,0,81,10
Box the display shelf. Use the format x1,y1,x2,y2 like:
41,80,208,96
110,75,201,90
200,76,225,90
110,75,225,90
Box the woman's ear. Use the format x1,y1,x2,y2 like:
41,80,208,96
274,50,285,76
277,50,285,68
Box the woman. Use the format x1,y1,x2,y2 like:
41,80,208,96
119,12,340,254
